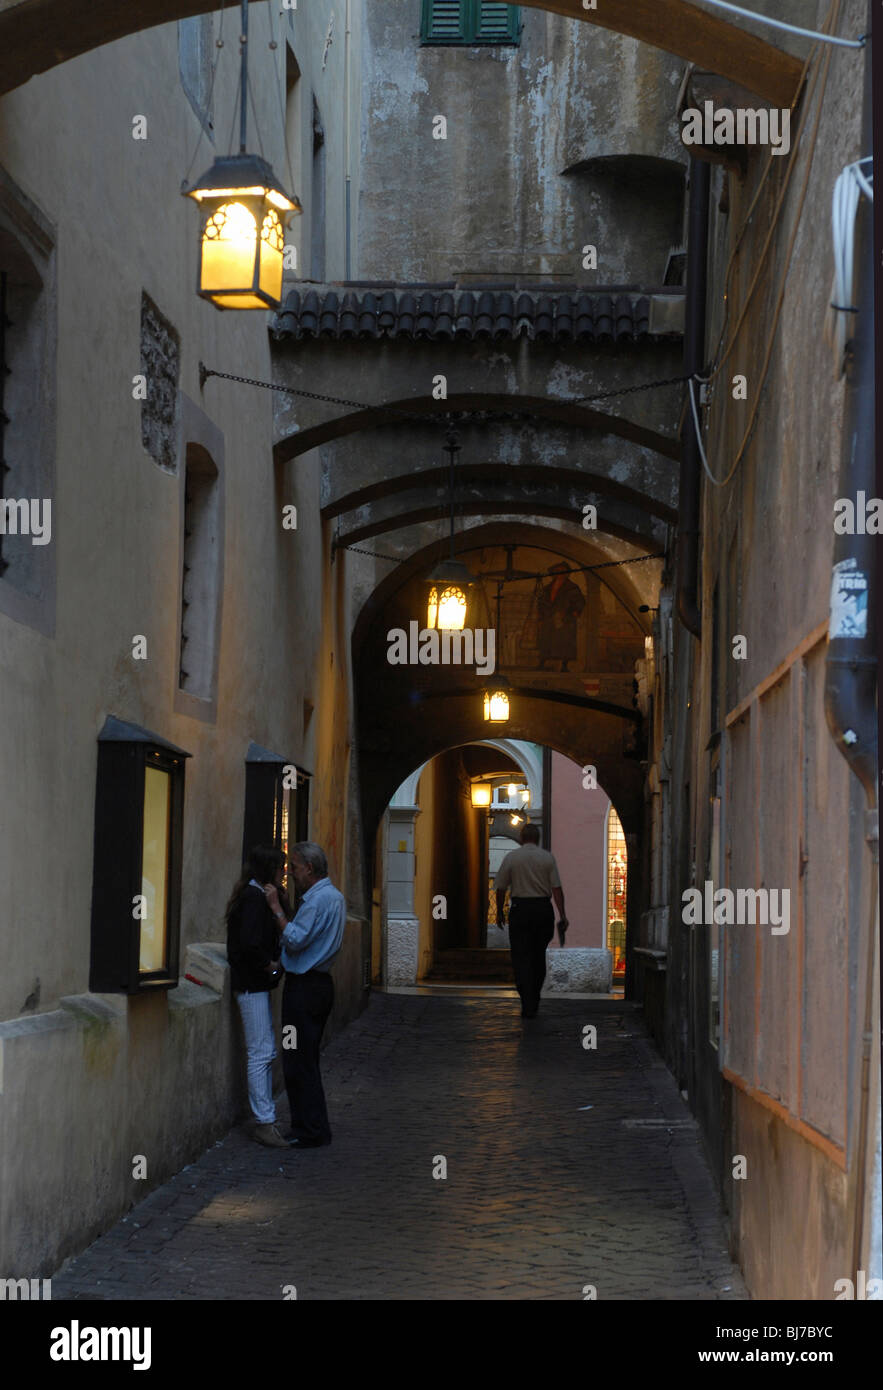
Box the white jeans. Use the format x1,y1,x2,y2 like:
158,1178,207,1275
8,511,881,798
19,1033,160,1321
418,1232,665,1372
235,990,277,1125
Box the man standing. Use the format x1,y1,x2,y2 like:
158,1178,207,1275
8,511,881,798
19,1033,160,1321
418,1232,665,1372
495,823,568,1019
265,842,345,1148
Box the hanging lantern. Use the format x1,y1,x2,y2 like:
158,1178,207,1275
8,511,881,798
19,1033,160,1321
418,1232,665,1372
470,783,492,809
184,154,301,310
424,431,475,627
483,676,511,723
426,562,472,630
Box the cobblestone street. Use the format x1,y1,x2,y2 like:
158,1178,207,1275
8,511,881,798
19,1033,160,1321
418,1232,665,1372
53,992,747,1301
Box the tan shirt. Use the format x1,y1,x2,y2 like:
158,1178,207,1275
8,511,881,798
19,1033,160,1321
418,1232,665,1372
495,843,561,899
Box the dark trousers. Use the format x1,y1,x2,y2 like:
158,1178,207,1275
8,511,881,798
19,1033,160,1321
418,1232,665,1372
281,969,334,1142
508,898,554,1015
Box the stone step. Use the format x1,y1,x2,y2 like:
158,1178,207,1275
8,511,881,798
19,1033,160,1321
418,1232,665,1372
425,948,515,981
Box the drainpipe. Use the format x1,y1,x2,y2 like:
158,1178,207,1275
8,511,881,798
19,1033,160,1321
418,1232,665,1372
825,2,877,1284
823,7,877,1285
676,157,710,639
824,35,876,807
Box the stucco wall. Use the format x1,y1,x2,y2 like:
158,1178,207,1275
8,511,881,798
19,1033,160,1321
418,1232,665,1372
549,751,609,949
359,0,687,284
0,3,368,1274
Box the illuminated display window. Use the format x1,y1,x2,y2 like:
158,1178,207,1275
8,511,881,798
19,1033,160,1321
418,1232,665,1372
89,717,189,994
606,807,627,978
243,743,311,889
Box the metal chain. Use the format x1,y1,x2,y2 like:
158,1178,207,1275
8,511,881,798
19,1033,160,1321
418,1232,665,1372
200,365,689,416
573,374,689,406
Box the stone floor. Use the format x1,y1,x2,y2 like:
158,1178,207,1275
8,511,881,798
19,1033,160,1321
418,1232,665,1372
52,991,747,1300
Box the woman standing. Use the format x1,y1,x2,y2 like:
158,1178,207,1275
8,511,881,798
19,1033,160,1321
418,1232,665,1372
225,845,290,1148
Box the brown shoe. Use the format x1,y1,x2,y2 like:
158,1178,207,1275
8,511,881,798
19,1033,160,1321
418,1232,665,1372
252,1123,290,1149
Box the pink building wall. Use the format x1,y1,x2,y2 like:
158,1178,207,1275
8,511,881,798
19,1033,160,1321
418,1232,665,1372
548,752,610,950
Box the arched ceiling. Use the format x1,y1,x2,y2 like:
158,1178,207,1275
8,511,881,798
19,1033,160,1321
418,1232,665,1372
0,0,804,104
353,520,656,845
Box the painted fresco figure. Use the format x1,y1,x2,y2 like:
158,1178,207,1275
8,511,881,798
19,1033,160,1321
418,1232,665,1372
537,562,586,671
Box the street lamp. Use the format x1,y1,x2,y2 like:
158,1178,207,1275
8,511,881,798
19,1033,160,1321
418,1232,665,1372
470,783,492,809
182,3,301,309
425,431,474,629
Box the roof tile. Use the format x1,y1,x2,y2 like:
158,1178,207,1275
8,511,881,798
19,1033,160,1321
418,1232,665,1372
273,285,681,345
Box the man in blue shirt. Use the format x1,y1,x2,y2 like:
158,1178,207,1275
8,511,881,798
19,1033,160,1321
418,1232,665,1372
265,842,345,1149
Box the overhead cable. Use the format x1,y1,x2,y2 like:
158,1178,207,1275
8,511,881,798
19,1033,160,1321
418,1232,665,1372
698,0,864,47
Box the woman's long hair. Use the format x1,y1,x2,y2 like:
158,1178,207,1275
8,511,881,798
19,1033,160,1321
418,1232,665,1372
225,844,285,923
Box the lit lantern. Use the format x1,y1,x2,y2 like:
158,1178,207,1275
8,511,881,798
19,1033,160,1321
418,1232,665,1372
483,676,511,723
184,154,301,310
426,561,473,630
470,783,492,809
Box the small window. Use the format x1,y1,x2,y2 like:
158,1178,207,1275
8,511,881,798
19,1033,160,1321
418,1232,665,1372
421,1,521,46
90,718,190,994
179,445,220,701
178,16,215,140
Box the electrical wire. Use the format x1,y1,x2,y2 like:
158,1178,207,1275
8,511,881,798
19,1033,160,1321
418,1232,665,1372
698,0,864,47
826,157,873,375
705,26,821,377
697,1,839,486
705,1,834,385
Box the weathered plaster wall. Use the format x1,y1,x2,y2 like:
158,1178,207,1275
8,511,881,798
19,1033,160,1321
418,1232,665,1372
359,1,687,284
0,3,368,1275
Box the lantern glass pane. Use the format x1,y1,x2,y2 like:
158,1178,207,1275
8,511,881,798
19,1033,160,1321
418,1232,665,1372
140,766,171,973
471,784,492,808
437,585,467,630
258,207,285,303
427,586,439,630
201,201,258,294
488,691,510,722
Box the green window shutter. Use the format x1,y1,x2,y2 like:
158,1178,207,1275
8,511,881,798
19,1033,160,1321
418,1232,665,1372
420,1,520,45
421,0,467,42
475,3,520,43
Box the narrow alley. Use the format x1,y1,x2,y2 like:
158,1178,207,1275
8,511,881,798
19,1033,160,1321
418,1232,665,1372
52,993,745,1301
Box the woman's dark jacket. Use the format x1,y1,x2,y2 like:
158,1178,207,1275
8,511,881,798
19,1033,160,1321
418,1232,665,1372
226,884,282,993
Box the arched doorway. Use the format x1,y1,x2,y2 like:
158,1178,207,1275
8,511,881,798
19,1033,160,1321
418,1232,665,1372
373,738,633,997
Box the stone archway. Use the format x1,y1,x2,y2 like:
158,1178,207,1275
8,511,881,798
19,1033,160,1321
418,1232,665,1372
0,0,804,105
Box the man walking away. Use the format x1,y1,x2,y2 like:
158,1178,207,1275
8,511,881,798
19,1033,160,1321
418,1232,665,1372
265,842,345,1148
495,823,568,1019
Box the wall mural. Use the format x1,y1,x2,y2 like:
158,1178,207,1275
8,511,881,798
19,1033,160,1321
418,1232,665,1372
466,546,643,703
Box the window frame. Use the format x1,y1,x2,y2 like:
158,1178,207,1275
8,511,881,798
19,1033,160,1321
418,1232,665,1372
90,717,189,995
420,0,522,47
243,743,312,872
